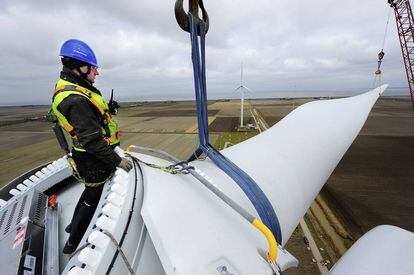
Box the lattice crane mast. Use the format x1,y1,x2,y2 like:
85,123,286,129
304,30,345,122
388,0,414,108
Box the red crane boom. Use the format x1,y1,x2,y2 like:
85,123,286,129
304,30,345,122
389,0,414,107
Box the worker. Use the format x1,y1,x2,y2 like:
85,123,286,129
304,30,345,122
52,39,133,254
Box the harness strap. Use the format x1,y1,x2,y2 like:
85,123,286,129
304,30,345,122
68,156,113,187
60,120,77,138
54,85,112,138
105,130,122,144
54,85,107,115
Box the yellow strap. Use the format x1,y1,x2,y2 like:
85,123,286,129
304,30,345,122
84,181,106,187
252,219,278,263
105,135,117,143
73,86,106,116
88,96,106,115
69,157,106,187
60,120,74,132
105,130,122,144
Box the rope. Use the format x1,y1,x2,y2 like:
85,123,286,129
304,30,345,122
67,159,136,275
68,243,90,260
381,7,392,51
372,6,392,90
67,204,135,275
104,231,135,275
134,158,174,173
372,69,383,90
125,152,191,175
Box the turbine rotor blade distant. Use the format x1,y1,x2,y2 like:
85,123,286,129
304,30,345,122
243,86,254,94
234,86,242,92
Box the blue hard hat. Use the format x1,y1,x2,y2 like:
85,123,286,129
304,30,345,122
59,39,98,67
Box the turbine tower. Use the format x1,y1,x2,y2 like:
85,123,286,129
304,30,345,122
234,62,253,127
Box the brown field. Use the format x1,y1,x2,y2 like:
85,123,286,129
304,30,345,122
284,225,320,275
208,116,257,132
118,117,197,133
133,109,219,117
252,96,414,272
331,99,414,237
323,135,414,236
1,96,413,274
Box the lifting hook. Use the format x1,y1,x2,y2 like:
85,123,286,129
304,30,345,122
375,50,385,75
175,0,209,35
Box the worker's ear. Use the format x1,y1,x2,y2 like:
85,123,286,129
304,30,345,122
78,66,89,74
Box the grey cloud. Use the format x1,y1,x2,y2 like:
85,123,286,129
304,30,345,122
0,0,409,105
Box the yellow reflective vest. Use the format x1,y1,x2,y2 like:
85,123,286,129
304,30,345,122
52,79,121,152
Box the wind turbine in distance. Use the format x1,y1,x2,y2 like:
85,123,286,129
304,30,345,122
234,62,253,128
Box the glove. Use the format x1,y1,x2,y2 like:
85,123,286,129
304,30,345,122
108,100,120,115
118,158,133,172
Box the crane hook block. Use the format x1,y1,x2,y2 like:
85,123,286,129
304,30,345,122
175,0,209,35
378,51,385,61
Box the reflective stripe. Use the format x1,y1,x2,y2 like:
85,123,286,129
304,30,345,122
73,146,86,152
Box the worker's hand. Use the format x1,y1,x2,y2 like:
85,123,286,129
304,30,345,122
118,158,133,172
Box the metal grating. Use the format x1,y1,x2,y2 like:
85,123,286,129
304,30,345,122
0,190,46,240
0,210,8,232
3,203,17,236
15,195,27,226
33,191,46,224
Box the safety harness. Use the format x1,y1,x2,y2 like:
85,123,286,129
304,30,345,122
51,83,122,187
52,84,122,152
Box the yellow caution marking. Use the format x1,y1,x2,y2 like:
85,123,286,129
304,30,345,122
252,219,278,263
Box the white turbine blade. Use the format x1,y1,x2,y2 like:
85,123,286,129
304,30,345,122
139,85,388,275
222,85,388,243
243,86,254,94
233,86,242,93
243,86,255,98
330,225,414,275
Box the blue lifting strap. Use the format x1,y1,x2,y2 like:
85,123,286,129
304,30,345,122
187,14,282,244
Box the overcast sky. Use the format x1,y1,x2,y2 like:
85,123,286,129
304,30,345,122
0,0,408,105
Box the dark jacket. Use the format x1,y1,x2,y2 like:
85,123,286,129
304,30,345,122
55,67,121,173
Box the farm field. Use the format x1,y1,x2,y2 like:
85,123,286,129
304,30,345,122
0,95,413,274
